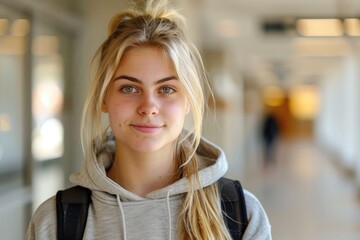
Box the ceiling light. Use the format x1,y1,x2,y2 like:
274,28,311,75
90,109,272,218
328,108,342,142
344,18,360,36
296,19,343,37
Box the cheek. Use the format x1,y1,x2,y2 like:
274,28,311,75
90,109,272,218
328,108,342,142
166,101,188,121
107,102,130,123
108,103,121,115
108,97,133,113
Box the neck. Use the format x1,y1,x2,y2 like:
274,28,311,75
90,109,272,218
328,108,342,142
107,144,178,197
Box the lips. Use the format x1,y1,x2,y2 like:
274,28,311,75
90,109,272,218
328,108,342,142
130,124,163,133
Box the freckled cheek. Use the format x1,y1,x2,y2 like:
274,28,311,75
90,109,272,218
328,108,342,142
109,103,121,116
108,103,133,128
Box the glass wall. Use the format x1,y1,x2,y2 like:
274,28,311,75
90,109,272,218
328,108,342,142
0,6,29,180
0,5,31,239
0,1,81,238
31,19,68,210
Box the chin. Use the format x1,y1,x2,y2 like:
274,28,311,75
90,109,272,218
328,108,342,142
132,141,176,154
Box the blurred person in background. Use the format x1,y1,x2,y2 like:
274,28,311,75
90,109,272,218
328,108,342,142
261,111,279,165
26,0,271,239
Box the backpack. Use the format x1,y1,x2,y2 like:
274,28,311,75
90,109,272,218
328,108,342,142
56,177,248,240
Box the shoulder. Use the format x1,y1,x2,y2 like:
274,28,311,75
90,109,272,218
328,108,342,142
243,190,272,240
26,196,57,240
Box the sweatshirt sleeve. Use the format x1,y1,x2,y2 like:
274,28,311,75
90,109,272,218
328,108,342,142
25,196,57,240
242,190,272,240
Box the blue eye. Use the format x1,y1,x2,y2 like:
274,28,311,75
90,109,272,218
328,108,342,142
161,87,175,94
121,86,137,93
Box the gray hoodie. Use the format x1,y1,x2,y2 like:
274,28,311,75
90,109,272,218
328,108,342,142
26,135,271,239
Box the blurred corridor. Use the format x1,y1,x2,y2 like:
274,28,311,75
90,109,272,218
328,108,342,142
243,137,360,240
1,0,360,239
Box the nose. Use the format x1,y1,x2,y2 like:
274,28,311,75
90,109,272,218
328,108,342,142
137,94,159,116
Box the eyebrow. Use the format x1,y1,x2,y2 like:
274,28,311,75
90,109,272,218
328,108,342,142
113,75,178,84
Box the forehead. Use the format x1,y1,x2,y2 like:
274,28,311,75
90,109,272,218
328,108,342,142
116,46,175,74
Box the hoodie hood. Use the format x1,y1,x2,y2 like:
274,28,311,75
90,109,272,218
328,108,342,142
70,132,228,201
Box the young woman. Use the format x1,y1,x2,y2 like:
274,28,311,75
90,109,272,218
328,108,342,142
26,1,271,239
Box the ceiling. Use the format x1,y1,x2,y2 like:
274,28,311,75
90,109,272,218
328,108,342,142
177,0,360,90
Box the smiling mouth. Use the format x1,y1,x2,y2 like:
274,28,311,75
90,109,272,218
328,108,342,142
130,124,163,133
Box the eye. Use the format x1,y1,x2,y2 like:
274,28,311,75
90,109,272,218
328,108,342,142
120,85,138,93
160,86,175,94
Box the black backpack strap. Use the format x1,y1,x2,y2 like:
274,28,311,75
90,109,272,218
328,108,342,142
56,186,91,240
219,177,248,239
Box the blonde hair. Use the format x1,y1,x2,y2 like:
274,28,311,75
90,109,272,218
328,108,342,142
80,0,231,239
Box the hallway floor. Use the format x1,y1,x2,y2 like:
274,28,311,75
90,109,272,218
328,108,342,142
242,137,360,240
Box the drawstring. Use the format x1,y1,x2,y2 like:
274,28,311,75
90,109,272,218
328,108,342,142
166,190,172,240
116,195,127,240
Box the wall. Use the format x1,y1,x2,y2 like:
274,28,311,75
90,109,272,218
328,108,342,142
315,55,360,185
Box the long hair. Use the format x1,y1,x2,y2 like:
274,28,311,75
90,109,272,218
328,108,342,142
80,0,231,239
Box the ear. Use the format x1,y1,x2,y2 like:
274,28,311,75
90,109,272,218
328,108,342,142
101,100,108,113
